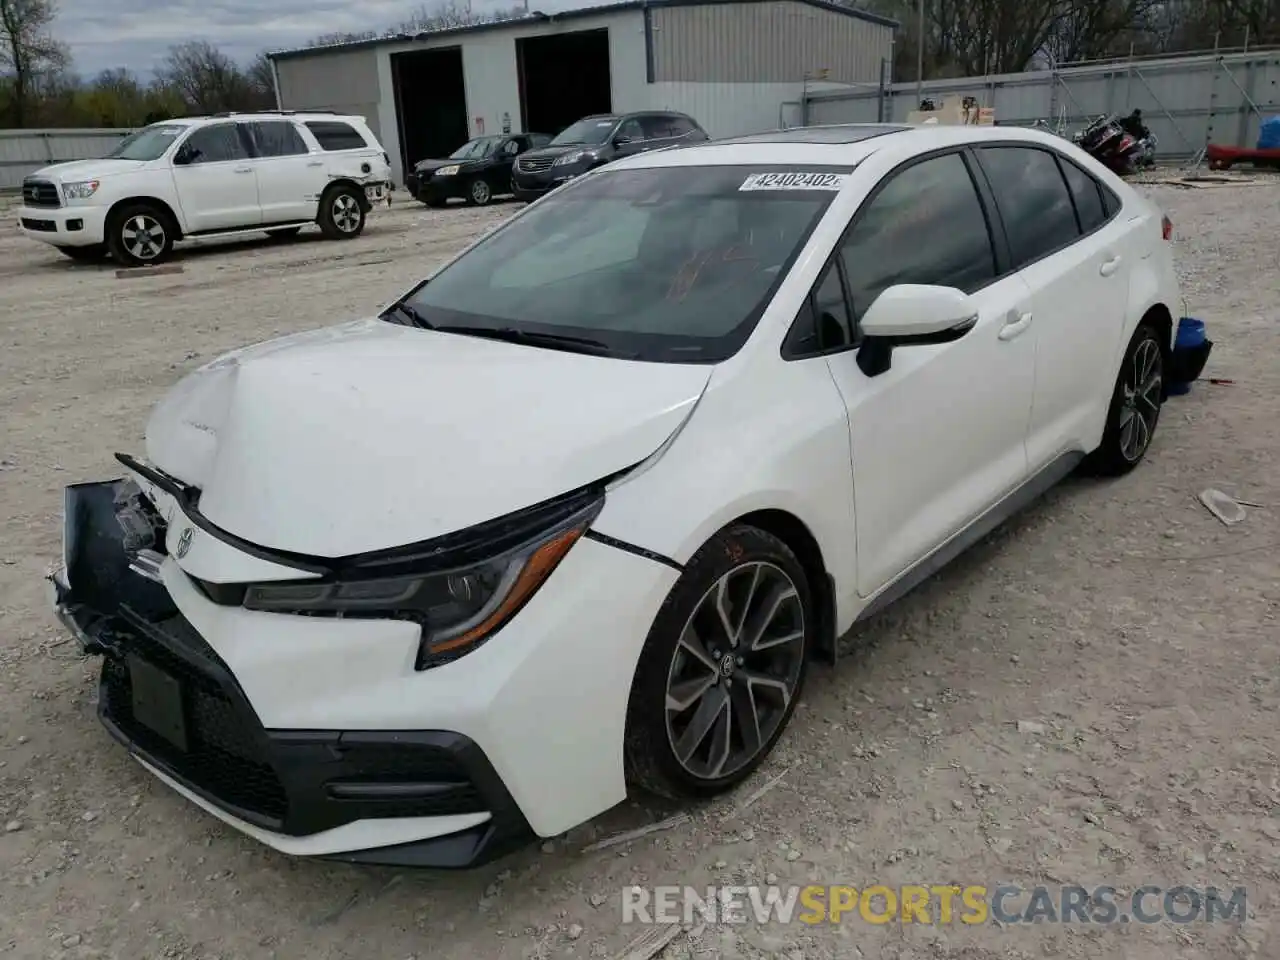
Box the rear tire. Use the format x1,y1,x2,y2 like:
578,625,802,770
56,243,108,262
318,185,366,240
1086,323,1165,476
624,525,812,800
107,203,175,267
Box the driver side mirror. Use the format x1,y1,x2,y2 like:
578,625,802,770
613,135,632,147
856,284,978,377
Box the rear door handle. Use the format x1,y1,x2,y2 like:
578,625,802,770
998,311,1033,342
233,167,254,174
1100,255,1122,277
306,160,324,167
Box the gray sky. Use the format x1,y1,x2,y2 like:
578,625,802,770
57,0,598,76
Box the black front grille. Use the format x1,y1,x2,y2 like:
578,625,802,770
100,609,289,824
21,218,57,232
22,179,61,208
518,156,554,173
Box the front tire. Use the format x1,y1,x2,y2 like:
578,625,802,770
107,203,174,267
1087,323,1165,476
465,178,493,206
624,524,812,800
318,185,366,240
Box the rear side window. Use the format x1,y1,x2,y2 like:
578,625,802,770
977,147,1080,267
1100,182,1122,217
1059,157,1107,233
641,115,677,139
248,121,308,158
839,152,997,318
305,121,369,151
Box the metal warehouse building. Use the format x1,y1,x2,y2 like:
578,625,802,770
268,0,897,187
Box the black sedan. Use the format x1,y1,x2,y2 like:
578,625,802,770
406,133,552,207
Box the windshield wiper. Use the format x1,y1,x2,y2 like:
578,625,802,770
433,325,632,358
384,301,434,329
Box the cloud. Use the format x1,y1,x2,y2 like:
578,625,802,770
56,0,616,75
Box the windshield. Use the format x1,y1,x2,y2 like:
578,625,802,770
106,125,185,161
551,117,619,146
449,136,504,160
397,165,849,363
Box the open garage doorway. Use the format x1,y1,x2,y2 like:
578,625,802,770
392,47,469,173
516,29,612,138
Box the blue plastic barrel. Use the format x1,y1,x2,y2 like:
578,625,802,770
1168,317,1208,395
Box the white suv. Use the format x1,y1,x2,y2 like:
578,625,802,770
17,112,393,266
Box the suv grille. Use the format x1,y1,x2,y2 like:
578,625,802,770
22,179,61,208
518,156,554,173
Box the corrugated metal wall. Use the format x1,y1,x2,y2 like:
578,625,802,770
804,49,1280,159
275,48,384,140
0,129,132,190
650,2,892,84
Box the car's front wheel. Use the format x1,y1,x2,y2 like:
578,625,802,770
107,203,175,267
624,524,812,799
1088,322,1165,475
465,178,493,206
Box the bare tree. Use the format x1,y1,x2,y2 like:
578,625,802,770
155,40,254,114
245,51,277,107
0,0,68,126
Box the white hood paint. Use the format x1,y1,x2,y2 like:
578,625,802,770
30,158,148,181
144,318,712,558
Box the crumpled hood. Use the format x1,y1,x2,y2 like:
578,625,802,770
144,318,711,558
29,158,148,181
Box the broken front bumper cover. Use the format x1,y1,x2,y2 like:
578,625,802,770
47,478,533,868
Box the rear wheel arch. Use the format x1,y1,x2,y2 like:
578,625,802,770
322,178,371,211
1141,302,1175,366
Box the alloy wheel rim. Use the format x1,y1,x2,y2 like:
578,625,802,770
472,180,490,203
1119,338,1162,462
122,215,165,261
664,562,805,781
333,195,361,233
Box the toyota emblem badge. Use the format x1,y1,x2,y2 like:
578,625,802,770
175,527,193,558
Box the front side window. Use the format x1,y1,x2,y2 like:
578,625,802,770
108,124,185,161
977,146,1081,267
181,124,249,164
839,152,996,320
616,118,645,142
396,165,847,363
249,121,308,158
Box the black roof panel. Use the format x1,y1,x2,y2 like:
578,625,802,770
713,124,913,145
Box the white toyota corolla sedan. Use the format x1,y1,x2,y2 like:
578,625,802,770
50,123,1181,867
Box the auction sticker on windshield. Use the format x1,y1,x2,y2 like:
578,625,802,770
739,172,849,191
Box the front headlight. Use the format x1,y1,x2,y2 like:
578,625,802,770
434,165,460,178
553,151,590,167
242,497,601,669
62,180,100,200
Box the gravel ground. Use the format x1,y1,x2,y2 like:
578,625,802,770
2,177,1279,960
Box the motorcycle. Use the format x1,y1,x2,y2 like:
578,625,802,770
1072,112,1157,175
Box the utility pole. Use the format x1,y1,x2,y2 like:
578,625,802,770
915,0,924,106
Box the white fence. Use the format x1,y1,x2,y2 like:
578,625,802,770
803,48,1280,160
0,129,133,190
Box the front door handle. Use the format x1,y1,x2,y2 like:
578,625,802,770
1099,255,1122,277
233,167,254,174
998,311,1033,341
306,160,324,167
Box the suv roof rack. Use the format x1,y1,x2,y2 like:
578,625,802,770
209,109,342,118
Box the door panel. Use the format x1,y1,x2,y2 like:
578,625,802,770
171,123,261,232
246,121,325,223
817,150,1036,597
974,146,1133,469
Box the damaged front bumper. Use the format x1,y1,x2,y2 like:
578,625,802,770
47,477,534,868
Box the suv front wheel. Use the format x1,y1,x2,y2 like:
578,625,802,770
107,203,175,267
318,185,367,240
